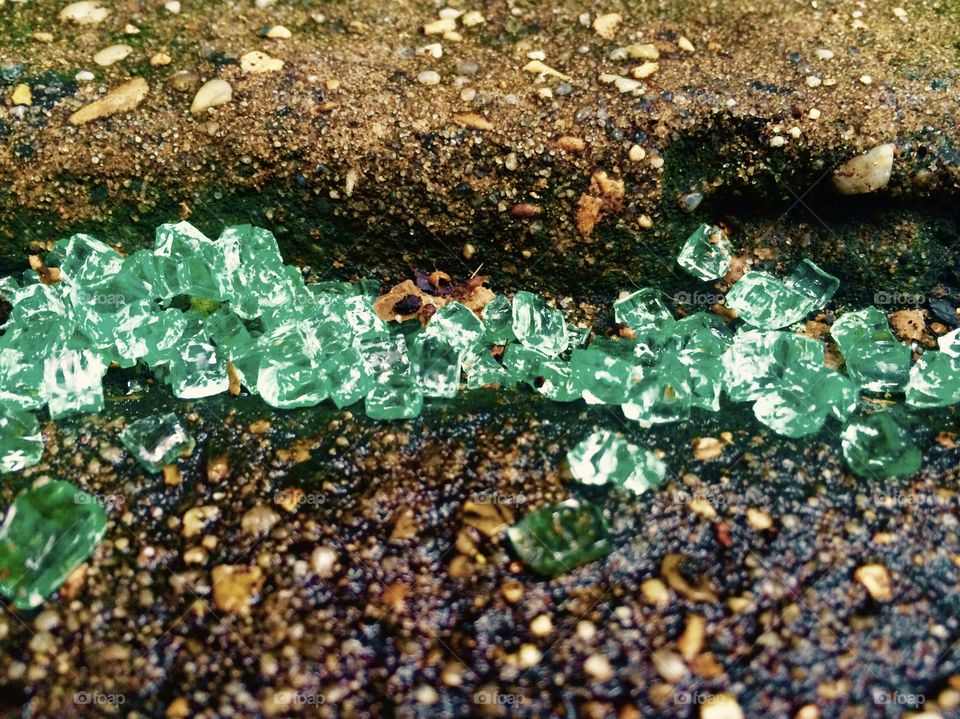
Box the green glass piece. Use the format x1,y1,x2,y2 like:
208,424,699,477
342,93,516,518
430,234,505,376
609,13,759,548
512,291,569,357
321,347,372,408
153,222,223,300
725,272,814,329
675,312,733,355
721,330,823,402
8,283,68,324
217,224,298,319
364,373,424,420
307,280,360,298
463,346,514,389
840,413,921,479
166,334,230,399
112,300,175,364
569,346,634,405
255,325,327,408
905,352,960,408
534,359,579,401
753,367,857,437
358,332,411,379
0,406,43,473
120,412,194,473
42,349,105,419
622,360,692,427
501,343,547,382
481,295,515,344
613,288,673,332
0,480,107,609
411,334,462,399
357,277,380,297
0,348,45,410
425,302,484,353
784,259,839,309
831,308,910,392
50,233,123,289
939,328,960,357
676,224,733,281
567,430,666,495
506,499,612,577
203,305,253,350
679,349,723,411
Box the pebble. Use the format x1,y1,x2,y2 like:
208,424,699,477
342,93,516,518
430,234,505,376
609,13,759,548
592,13,622,39
808,107,821,119
75,70,95,82
893,7,908,20
527,50,546,61
530,614,553,636
310,546,337,577
444,30,463,42
523,60,571,81
33,32,55,42
626,43,659,60
438,8,462,20
815,48,834,59
124,23,140,34
417,43,442,59
584,654,614,681
240,51,284,74
461,11,485,27
211,565,263,614
770,135,786,147
854,562,893,601
93,44,133,67
150,52,172,67
556,135,586,152
599,73,642,94
460,87,476,101
806,75,822,88
859,74,873,85
631,61,658,79
423,17,456,35
678,35,696,53
266,25,292,39
456,60,478,75
832,143,894,194
701,694,744,719
747,508,774,529
415,685,438,705
190,78,233,114
169,70,198,92
164,0,180,13
11,84,32,106
59,1,109,24
462,243,476,259
68,77,148,124
241,505,280,536
628,144,646,161
517,644,541,669
417,70,441,85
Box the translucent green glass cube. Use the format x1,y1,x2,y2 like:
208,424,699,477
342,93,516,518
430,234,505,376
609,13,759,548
364,373,424,420
512,291,569,357
425,302,484,353
534,359,579,401
482,295,515,344
721,330,823,402
0,480,107,609
0,406,43,473
622,360,692,427
120,412,194,473
676,223,733,281
840,413,921,479
506,499,612,577
905,352,960,408
43,349,106,419
613,288,673,332
411,334,462,399
50,233,123,289
569,346,634,405
831,308,910,392
321,348,372,408
167,335,230,400
753,367,857,438
0,348,45,410
463,346,515,390
726,272,814,329
567,430,666,495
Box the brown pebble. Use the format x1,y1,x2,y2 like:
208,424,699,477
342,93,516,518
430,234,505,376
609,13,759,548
511,203,543,218
556,136,586,152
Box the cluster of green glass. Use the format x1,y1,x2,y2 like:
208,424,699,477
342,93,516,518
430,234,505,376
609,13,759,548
1,221,957,587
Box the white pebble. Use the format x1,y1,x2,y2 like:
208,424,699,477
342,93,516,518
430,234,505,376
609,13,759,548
789,126,802,138
815,48,834,60
190,78,233,114
893,7,907,20
93,44,133,67
164,0,180,13
805,75,821,88
460,87,476,101
770,136,786,147
859,74,873,85
417,43,442,59
75,70,95,82
527,50,546,61
59,1,109,25
461,11,485,27
266,25,292,39
678,36,696,53
808,107,821,119
417,70,441,86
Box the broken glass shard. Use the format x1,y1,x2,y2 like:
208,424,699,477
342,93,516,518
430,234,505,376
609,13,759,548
506,498,612,577
120,413,194,473
676,223,733,281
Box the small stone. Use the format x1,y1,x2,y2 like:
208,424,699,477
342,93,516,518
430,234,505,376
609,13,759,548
522,60,571,81
33,32,55,42
631,61,659,79
211,565,263,614
75,70,95,82
241,505,280,536
93,44,133,67
625,43,658,60
240,51,284,74
0,480,107,609
169,71,197,92
806,75,822,87
461,11,485,26
678,36,696,53
190,79,233,113
59,1,110,24
592,13,623,40
859,74,873,85
599,73,642,94
854,563,892,601
164,0,180,12
815,48,834,59
423,17,456,35
584,653,614,681
453,112,493,130
310,546,337,577
417,70,441,86
11,84,32,106
266,25,292,39
417,42,443,59
832,143,894,194
629,144,646,161
530,614,553,636
150,52,172,67
701,694,744,719
808,108,821,119
68,77,148,125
